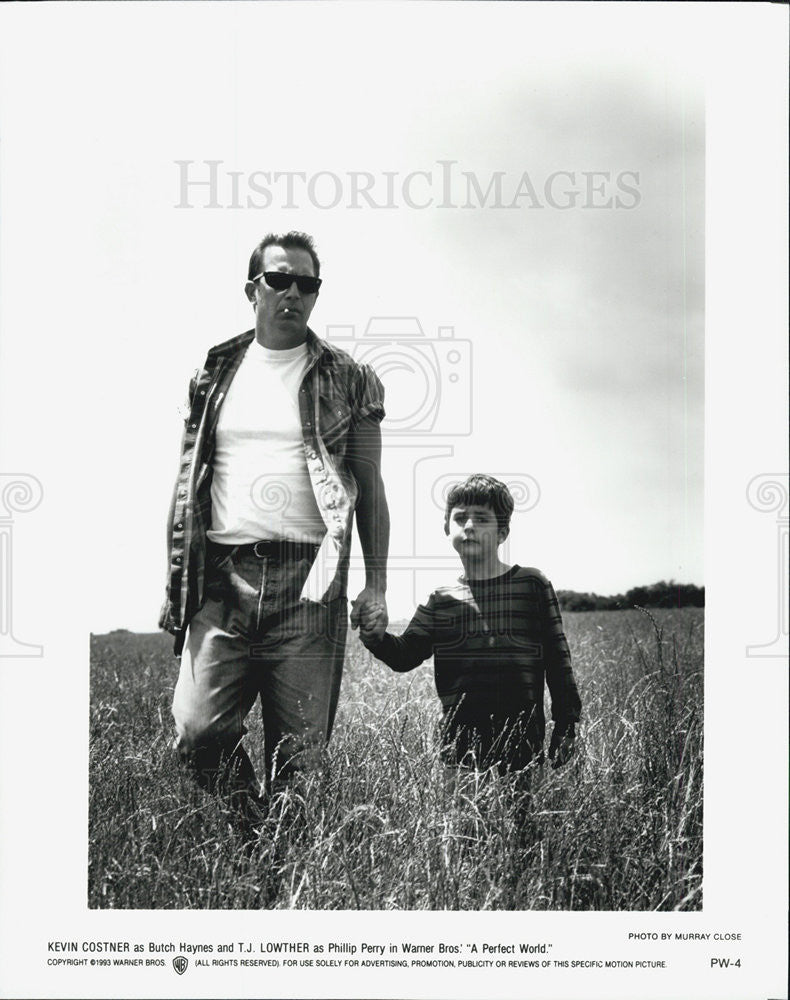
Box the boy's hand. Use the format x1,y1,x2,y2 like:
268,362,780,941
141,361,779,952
548,720,576,769
350,588,387,630
357,602,388,646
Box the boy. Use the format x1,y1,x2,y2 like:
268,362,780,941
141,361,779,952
359,475,580,773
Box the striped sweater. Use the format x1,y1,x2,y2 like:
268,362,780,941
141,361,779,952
368,566,581,744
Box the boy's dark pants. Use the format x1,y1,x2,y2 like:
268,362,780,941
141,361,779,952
441,712,541,838
440,711,542,773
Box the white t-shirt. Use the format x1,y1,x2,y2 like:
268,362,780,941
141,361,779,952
207,340,327,544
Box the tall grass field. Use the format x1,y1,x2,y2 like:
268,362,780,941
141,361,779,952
89,607,703,910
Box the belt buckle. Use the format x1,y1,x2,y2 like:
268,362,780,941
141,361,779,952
252,540,273,558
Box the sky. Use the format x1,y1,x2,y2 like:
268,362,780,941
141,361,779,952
0,3,706,631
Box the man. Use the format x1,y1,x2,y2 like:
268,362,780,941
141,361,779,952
159,231,389,809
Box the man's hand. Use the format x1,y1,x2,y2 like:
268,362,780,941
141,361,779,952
350,588,388,634
355,601,388,647
548,720,576,769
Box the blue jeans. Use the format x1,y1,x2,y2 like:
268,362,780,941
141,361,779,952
172,540,347,798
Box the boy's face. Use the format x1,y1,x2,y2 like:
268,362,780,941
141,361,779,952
447,504,506,561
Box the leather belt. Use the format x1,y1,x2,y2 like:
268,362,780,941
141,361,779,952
208,539,321,561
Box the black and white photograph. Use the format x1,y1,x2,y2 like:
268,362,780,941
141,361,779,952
0,3,786,999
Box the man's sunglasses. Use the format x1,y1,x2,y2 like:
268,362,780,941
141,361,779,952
251,271,322,295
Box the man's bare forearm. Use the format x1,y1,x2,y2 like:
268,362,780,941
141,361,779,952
346,416,389,595
356,474,389,592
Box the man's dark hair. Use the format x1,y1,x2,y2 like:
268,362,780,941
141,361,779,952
443,474,515,535
247,231,321,280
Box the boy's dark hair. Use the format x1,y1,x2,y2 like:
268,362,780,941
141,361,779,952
247,231,321,280
443,474,515,536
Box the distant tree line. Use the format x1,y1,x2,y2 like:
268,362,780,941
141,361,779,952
556,580,704,612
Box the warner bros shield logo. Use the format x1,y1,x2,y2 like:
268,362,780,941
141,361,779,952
173,955,188,975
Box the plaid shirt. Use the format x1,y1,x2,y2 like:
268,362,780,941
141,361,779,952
159,328,385,653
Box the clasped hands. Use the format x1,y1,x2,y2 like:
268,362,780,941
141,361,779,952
350,588,388,644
